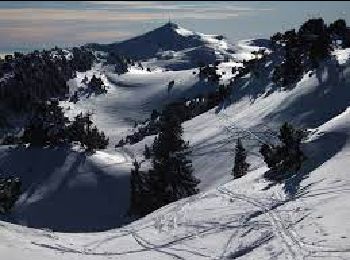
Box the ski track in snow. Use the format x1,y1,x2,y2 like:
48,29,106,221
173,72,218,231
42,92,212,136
215,106,350,259
8,177,350,259
2,25,350,260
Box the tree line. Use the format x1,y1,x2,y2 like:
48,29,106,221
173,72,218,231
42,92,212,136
21,99,109,152
0,46,95,114
116,84,232,148
271,18,350,88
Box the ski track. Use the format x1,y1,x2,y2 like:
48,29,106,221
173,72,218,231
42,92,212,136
2,26,350,260
214,106,350,259
26,107,350,259
22,179,350,259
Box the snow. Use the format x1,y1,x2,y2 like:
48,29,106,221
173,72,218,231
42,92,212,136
0,145,133,232
175,27,195,37
199,32,229,51
231,39,270,62
127,66,164,74
1,24,350,259
332,48,350,65
90,22,235,71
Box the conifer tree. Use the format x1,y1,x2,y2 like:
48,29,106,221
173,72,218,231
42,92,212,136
133,104,200,216
0,176,22,214
232,139,250,179
151,104,199,205
129,160,141,215
22,100,69,146
260,122,307,181
144,144,151,159
68,112,109,152
129,159,152,217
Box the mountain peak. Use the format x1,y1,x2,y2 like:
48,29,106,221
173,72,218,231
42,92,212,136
162,21,179,29
92,22,203,60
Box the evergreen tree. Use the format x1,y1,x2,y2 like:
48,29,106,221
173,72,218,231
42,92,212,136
144,144,151,159
22,100,69,146
232,139,250,179
22,107,108,152
68,112,109,152
129,159,153,217
260,122,307,181
129,160,143,216
151,104,199,205
88,75,107,94
0,176,22,214
131,104,200,216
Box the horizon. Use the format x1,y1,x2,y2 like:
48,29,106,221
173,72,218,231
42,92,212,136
0,1,349,53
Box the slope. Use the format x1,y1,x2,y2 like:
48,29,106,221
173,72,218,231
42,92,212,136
88,22,234,70
1,25,350,259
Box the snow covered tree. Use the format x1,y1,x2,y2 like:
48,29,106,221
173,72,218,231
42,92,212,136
0,176,21,214
260,122,307,181
232,139,250,179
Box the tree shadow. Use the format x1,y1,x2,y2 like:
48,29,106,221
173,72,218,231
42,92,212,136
265,61,350,129
284,132,347,197
0,146,131,232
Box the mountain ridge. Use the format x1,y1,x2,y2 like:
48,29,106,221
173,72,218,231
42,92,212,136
87,22,231,63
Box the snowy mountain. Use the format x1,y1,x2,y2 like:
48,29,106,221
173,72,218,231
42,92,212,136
88,22,234,70
1,22,350,260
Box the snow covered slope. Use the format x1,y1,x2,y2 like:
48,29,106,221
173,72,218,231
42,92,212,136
89,22,234,70
185,47,350,191
1,23,350,259
0,145,133,232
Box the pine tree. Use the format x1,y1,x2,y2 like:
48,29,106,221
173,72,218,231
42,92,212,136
0,176,22,214
22,100,69,146
135,104,200,216
260,122,307,181
153,104,199,203
129,159,153,217
232,139,250,179
66,112,108,152
129,160,142,216
144,144,151,159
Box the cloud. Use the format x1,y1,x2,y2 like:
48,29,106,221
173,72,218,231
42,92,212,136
0,2,273,22
85,1,156,7
0,9,220,23
0,23,133,45
76,30,132,42
0,8,270,23
85,1,272,12
0,26,67,41
0,2,274,48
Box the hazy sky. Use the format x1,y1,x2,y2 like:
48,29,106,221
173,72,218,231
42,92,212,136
0,1,349,51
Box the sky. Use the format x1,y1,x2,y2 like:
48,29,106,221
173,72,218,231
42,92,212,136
0,1,349,52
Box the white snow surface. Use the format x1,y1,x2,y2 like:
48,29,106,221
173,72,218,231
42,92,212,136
1,24,350,259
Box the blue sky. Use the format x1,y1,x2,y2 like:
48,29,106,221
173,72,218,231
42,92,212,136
0,1,349,51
